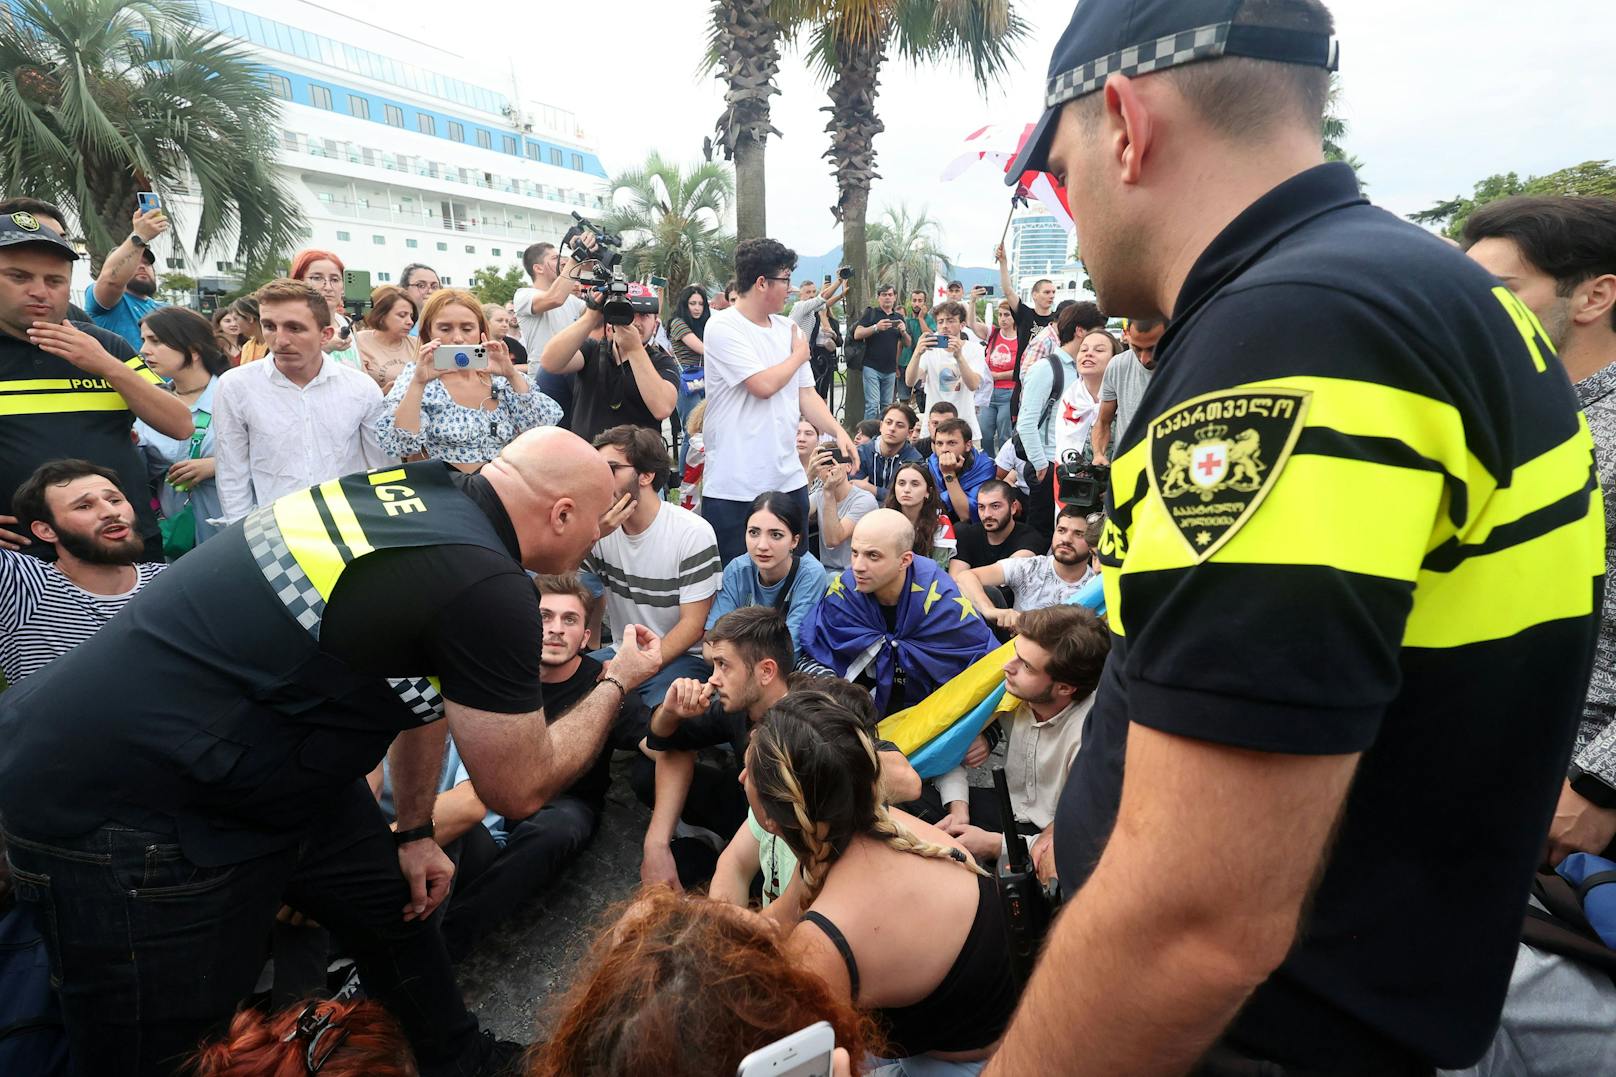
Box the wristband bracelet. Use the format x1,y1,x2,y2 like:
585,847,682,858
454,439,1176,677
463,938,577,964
1570,767,1616,810
599,674,628,701
393,821,435,846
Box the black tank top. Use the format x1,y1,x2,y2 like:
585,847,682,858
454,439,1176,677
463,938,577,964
803,871,1020,1057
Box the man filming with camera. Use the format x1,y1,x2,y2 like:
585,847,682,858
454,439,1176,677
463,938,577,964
539,280,679,445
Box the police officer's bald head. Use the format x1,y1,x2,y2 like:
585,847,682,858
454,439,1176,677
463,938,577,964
485,427,614,572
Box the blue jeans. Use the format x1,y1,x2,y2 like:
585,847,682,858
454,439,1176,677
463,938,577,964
590,646,712,713
863,368,896,420
977,386,1014,457
703,486,811,567
674,377,704,470
3,784,481,1077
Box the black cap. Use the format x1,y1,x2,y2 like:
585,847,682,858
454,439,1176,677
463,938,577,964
1007,0,1339,181
0,211,80,260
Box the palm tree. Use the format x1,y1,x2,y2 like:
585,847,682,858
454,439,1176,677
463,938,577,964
798,0,1029,424
705,0,786,242
866,203,950,296
600,152,737,303
0,0,303,270
1322,73,1366,189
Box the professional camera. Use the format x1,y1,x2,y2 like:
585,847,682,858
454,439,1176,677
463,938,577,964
562,211,636,325
838,265,854,280
1056,451,1108,515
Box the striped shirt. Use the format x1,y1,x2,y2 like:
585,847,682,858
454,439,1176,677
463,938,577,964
584,502,721,657
0,550,164,684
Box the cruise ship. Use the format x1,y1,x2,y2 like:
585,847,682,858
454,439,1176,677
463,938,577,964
161,0,610,294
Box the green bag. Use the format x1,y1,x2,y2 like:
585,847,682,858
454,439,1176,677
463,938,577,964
159,411,210,561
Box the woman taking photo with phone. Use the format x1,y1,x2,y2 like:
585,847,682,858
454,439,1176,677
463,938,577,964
376,288,559,470
747,692,1019,1074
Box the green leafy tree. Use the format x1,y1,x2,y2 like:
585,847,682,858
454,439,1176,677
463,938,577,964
159,272,197,304
0,0,304,271
795,0,1029,425
1322,73,1366,189
1411,160,1616,238
600,152,737,303
705,0,786,241
220,248,292,303
468,265,526,306
866,203,951,297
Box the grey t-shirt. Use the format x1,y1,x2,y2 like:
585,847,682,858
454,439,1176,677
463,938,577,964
813,484,878,569
513,290,586,360
789,296,828,341
1099,350,1155,444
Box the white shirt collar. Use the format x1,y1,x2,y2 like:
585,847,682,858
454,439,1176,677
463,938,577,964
265,353,335,388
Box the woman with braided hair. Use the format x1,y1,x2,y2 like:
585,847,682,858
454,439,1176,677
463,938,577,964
746,692,1021,1073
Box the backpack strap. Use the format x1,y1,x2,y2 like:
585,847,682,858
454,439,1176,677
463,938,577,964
1521,872,1616,978
1037,350,1065,430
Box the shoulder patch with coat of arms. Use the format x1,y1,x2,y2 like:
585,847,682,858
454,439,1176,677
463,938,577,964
1146,387,1311,562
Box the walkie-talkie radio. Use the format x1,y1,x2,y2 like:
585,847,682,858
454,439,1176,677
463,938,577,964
993,767,1051,986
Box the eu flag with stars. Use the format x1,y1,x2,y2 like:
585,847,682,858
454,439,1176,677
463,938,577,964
800,556,995,715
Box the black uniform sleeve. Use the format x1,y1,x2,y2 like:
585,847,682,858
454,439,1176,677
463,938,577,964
427,573,545,714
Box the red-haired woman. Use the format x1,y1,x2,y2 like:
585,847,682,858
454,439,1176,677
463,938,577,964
530,888,870,1076
190,998,418,1077
290,248,362,372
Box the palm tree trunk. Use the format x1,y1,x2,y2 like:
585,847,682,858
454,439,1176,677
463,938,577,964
840,183,872,428
734,136,767,242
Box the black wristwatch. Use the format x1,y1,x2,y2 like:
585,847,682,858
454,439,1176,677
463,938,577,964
393,821,436,846
1569,767,1616,810
127,232,148,248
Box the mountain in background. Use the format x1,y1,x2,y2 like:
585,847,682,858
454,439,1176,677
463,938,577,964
792,246,1001,293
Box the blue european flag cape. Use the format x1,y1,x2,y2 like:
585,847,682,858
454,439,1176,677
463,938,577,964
927,450,996,523
800,556,995,714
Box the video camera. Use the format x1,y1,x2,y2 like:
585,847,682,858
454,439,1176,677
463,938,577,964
561,211,635,326
1056,451,1108,516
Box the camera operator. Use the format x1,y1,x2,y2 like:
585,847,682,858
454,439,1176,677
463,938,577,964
852,284,912,419
538,282,679,444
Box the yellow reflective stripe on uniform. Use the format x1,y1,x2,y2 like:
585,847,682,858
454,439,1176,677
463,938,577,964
0,379,76,392
368,468,408,486
123,355,162,384
1405,497,1603,647
1462,418,1595,546
316,479,375,560
271,488,348,601
0,391,130,415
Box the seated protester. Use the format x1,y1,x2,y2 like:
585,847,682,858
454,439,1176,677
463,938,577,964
377,573,646,963
904,301,988,444
854,419,881,446
927,417,995,527
799,509,994,718
636,608,795,891
527,888,873,1077
885,460,958,569
537,282,679,444
934,606,1109,882
707,491,830,652
748,692,1020,1068
994,436,1031,496
133,307,233,551
948,480,1047,590
914,401,958,460
584,425,721,707
852,402,923,504
1,460,164,684
712,674,922,909
190,998,416,1077
678,398,707,514
955,504,1097,632
809,443,879,572
377,288,559,471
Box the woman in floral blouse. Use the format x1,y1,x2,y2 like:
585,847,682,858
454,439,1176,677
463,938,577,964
377,289,559,470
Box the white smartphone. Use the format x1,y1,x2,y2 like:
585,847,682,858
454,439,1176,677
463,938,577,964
735,1021,836,1077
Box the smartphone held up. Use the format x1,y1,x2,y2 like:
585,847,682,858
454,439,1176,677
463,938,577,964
736,1021,836,1077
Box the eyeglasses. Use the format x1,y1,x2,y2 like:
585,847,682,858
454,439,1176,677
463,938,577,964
605,462,638,475
282,1002,349,1075
764,275,792,284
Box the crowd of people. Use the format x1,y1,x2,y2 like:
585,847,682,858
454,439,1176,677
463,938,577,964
2,0,1615,1074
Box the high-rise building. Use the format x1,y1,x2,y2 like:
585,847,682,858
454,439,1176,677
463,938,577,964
1008,209,1069,285
162,0,609,294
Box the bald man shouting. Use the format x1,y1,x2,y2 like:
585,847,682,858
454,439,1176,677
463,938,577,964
800,508,994,718
0,427,659,1077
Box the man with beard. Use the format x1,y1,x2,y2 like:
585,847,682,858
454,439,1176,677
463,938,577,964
85,206,168,350
0,212,192,560
954,504,1093,632
949,479,1048,588
0,460,165,683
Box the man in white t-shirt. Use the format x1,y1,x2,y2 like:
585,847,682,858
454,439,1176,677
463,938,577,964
904,300,988,443
701,238,856,566
514,241,588,426
583,424,722,706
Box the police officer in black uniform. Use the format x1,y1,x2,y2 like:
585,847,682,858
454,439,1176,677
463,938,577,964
0,421,661,1077
981,3,1604,1076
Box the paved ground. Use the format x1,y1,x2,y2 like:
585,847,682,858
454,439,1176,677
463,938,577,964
455,754,651,1042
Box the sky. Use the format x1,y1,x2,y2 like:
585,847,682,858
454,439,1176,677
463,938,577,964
395,0,1613,266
